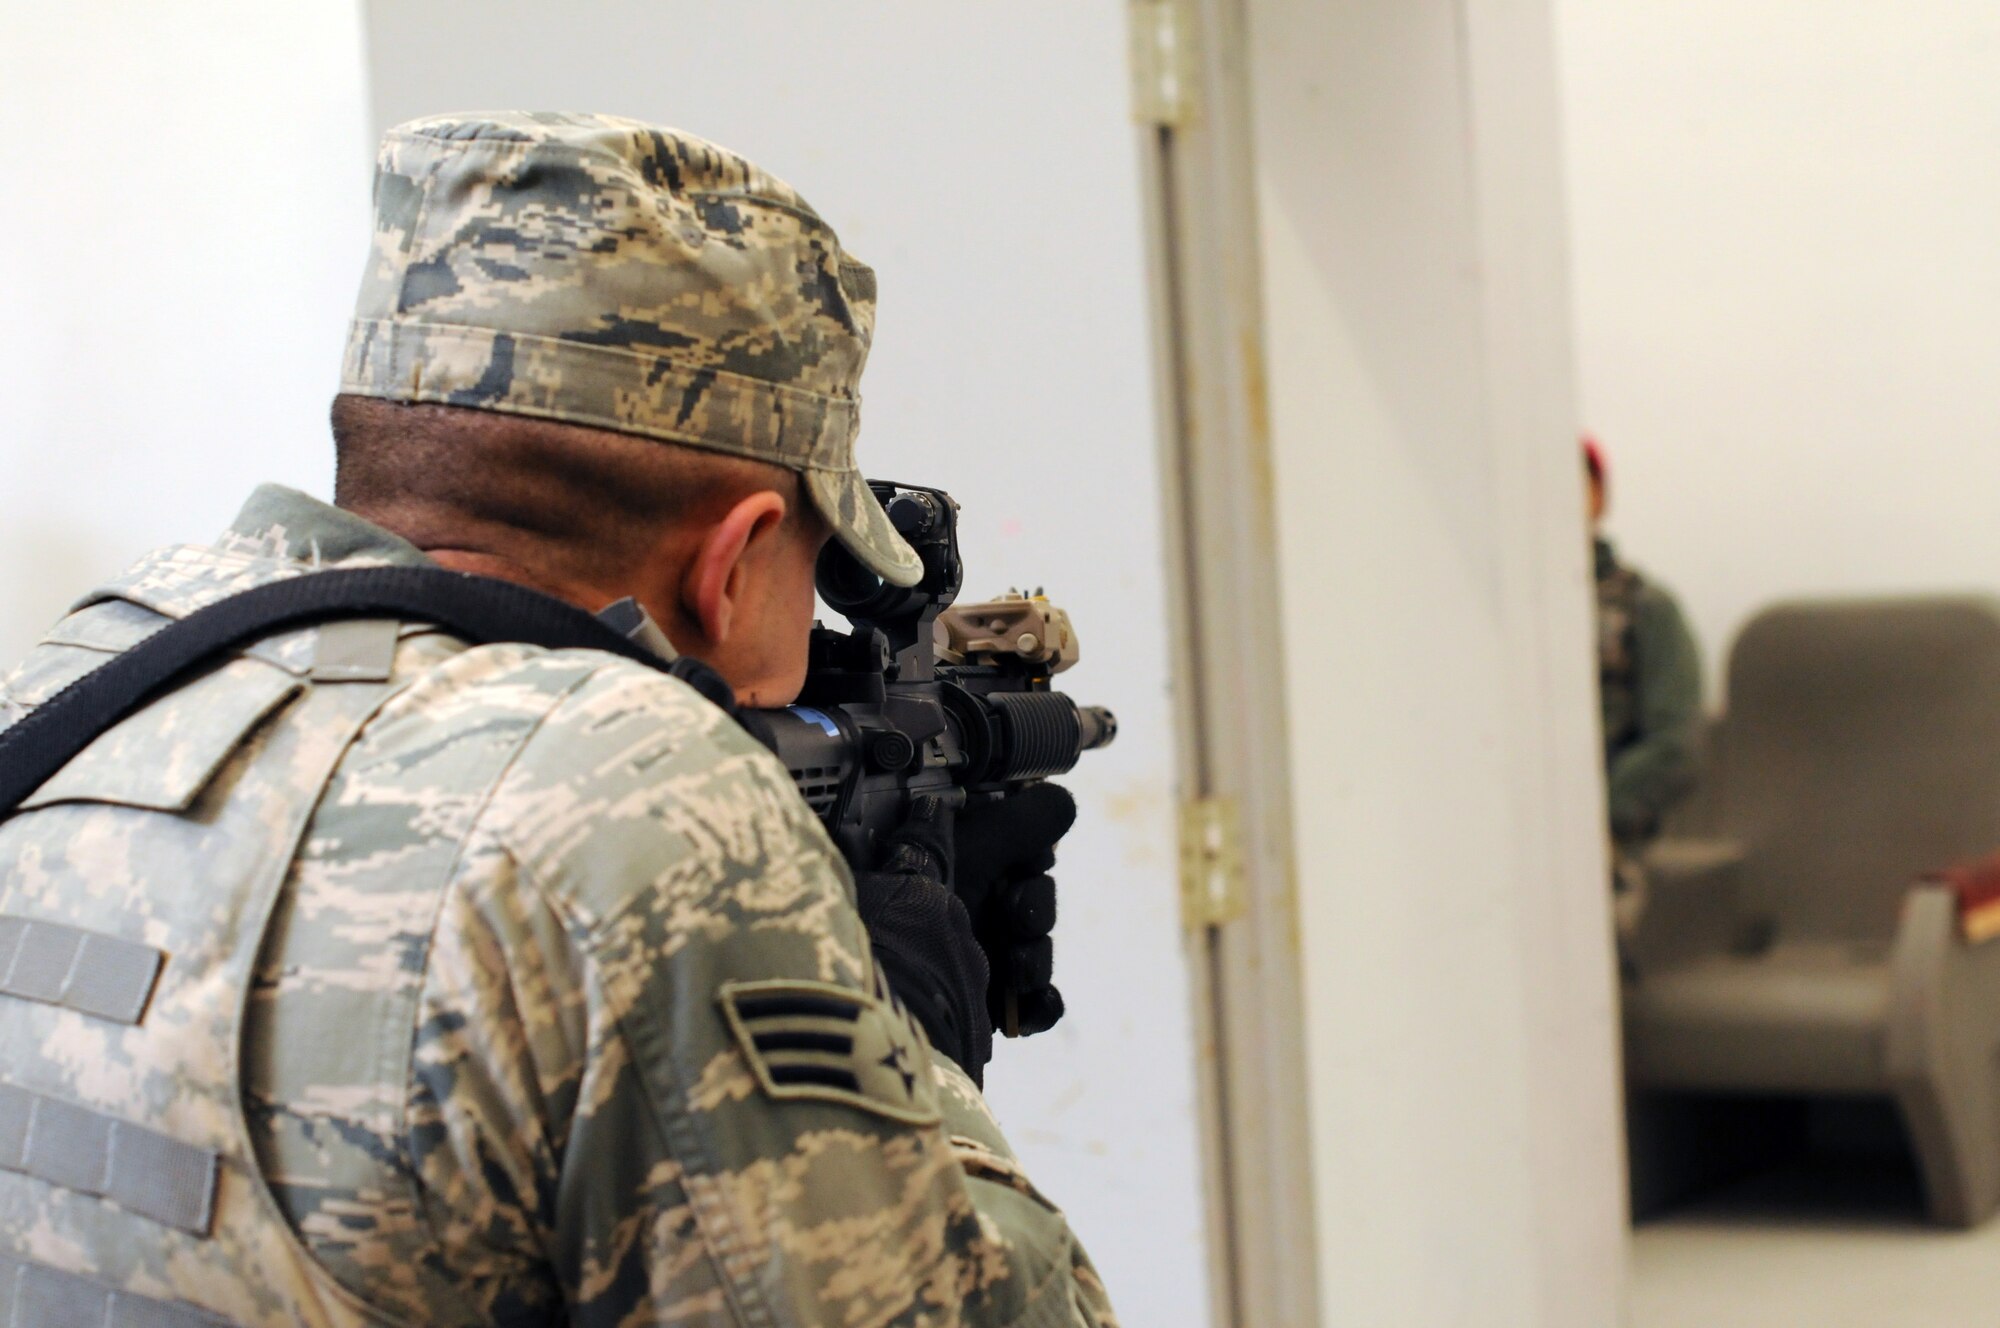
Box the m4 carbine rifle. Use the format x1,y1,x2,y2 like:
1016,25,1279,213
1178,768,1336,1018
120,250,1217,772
746,481,1116,875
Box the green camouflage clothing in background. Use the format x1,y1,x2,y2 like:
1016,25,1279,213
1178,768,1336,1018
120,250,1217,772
0,485,1117,1326
1596,536,1704,844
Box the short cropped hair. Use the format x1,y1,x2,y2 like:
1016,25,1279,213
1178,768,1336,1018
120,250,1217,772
330,395,800,580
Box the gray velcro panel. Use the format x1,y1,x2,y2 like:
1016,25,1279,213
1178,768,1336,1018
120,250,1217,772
0,1083,217,1235
0,914,164,1025
0,1083,25,1171
310,618,400,682
28,1095,111,1196
0,1250,235,1328
104,1120,221,1234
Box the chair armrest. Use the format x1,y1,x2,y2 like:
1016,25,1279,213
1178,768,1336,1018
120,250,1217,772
1919,849,2000,944
1629,838,1747,973
1646,838,1746,888
1884,884,2000,1224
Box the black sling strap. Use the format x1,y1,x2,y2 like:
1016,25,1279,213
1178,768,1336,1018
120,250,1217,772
0,566,730,816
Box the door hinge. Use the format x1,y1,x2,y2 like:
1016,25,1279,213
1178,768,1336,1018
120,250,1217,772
1130,0,1196,127
1180,795,1247,931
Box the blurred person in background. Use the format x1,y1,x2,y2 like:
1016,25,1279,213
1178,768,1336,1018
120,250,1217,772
1588,435,1704,949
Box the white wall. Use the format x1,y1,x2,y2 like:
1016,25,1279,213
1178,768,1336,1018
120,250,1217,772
1557,0,2000,699
359,5,1207,1321
1246,1,1629,1324
0,1,370,664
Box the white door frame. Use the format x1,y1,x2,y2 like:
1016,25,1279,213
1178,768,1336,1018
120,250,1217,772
1130,2,1322,1324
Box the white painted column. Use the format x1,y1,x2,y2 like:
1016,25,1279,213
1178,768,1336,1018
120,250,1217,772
1244,1,1629,1323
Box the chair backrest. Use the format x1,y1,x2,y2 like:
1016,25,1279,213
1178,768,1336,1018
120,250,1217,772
1712,596,2000,947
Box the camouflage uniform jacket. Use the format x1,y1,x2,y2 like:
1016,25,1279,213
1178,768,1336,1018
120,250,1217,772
0,484,1116,1327
1596,536,1704,844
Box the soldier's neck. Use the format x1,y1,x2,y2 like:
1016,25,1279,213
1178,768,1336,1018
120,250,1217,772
424,547,618,614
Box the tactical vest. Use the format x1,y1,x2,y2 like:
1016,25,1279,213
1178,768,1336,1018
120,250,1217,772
1596,544,1644,760
0,607,408,1326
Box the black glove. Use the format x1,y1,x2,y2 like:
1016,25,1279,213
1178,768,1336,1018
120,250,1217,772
852,796,994,1083
952,782,1077,1038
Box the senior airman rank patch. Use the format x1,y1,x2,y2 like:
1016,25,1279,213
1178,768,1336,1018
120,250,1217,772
717,979,942,1126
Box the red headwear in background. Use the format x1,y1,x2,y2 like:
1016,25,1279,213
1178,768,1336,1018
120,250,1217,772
1582,434,1607,496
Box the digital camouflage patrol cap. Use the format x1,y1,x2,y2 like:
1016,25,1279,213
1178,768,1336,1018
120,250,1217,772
341,110,923,587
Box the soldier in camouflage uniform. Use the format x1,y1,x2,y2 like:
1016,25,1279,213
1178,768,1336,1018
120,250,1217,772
0,113,1117,1326
1585,437,1703,941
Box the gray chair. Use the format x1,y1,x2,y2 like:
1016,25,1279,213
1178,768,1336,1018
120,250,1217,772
1623,596,2000,1226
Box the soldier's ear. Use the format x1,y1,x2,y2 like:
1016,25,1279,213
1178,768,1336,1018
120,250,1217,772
681,489,790,646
